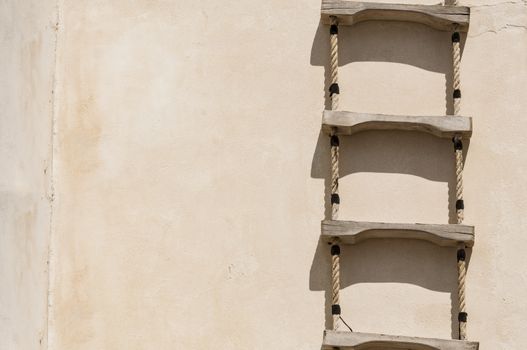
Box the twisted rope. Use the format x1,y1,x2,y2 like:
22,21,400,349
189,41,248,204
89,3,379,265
453,35,461,116
330,16,339,111
458,250,467,340
452,28,464,223
455,146,464,224
331,243,341,330
451,27,467,340
329,16,341,332
331,140,339,221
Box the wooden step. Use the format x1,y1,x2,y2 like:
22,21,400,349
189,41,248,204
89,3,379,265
322,110,472,138
323,331,479,349
322,220,475,247
321,1,470,32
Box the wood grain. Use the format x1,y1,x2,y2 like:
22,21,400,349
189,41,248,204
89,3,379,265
321,1,470,32
322,110,472,138
323,331,479,349
321,220,475,247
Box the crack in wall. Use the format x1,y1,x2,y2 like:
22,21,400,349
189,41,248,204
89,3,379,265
469,3,527,37
46,0,61,349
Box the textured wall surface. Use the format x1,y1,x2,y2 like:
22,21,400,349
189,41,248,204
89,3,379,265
3,0,525,349
0,1,57,349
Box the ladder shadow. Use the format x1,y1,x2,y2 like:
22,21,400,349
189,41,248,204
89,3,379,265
311,129,471,224
309,236,474,339
308,20,471,340
310,20,468,114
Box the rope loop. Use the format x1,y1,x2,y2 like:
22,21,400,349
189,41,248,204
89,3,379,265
330,134,340,147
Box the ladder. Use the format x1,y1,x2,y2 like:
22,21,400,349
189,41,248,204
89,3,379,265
318,1,479,349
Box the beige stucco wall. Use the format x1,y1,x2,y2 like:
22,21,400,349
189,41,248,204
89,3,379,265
0,1,57,349
2,0,526,349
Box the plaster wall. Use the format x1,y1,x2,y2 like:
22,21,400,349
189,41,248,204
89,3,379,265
0,1,57,349
43,0,527,349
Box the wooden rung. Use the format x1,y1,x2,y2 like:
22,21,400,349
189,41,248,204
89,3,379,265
322,220,475,247
322,110,472,138
321,1,470,32
323,331,479,349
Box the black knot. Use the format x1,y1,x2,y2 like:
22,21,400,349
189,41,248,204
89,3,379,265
452,137,463,151
331,193,340,205
457,249,466,261
330,24,338,35
453,89,461,99
458,312,468,322
331,244,340,256
330,135,340,147
329,83,340,96
456,199,464,210
452,32,461,43
331,304,341,315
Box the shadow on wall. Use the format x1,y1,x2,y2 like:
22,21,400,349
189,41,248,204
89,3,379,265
307,20,471,339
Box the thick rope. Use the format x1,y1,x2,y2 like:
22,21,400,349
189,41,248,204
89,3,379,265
330,16,339,111
452,27,467,340
331,244,341,330
453,35,461,116
331,141,339,220
329,16,340,221
458,250,467,340
329,16,341,332
452,29,464,222
455,146,464,224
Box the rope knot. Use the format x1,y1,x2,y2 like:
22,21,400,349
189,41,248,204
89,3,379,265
457,249,466,261
330,135,340,147
452,136,463,150
329,83,340,97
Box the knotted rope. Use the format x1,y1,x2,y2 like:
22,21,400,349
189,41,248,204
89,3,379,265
330,17,339,112
451,27,467,341
328,16,342,332
453,32,461,117
331,243,341,330
458,248,467,340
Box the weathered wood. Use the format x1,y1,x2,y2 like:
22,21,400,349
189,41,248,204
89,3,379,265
322,110,472,138
323,331,479,349
321,1,470,32
322,220,475,247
